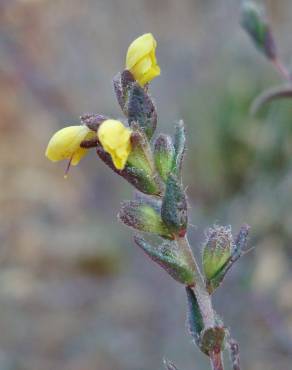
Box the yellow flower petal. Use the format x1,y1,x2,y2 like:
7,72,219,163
126,33,156,69
71,147,88,166
136,63,161,87
45,125,94,166
125,33,160,86
97,119,132,170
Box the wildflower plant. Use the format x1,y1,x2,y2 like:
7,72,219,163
46,33,251,370
240,0,292,113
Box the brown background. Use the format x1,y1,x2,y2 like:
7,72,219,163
0,1,292,369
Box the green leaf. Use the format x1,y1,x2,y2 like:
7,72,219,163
128,83,157,139
161,174,188,236
240,1,276,60
154,134,175,182
185,287,204,347
134,236,195,285
96,125,162,196
127,125,156,174
172,120,186,177
113,70,135,115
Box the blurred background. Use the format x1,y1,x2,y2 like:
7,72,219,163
1,0,292,369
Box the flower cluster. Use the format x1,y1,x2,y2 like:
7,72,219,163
46,32,250,370
46,33,160,175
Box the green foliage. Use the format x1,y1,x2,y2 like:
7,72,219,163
240,1,276,60
118,201,173,239
186,286,204,346
161,175,188,237
113,70,135,115
128,83,157,139
154,134,175,182
202,225,233,282
204,225,250,294
134,236,195,285
172,120,186,178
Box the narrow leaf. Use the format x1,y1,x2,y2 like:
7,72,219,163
134,236,195,285
154,134,175,182
240,1,276,60
113,70,135,115
161,174,188,236
172,120,186,176
128,83,157,139
185,286,204,346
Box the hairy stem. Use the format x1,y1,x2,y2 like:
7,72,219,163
178,236,215,328
210,351,224,370
272,58,291,82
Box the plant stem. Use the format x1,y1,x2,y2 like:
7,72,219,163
272,58,291,82
178,236,215,329
179,236,227,370
210,351,224,370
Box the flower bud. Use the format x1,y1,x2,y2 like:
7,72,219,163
118,201,172,239
97,119,132,170
154,134,175,182
96,127,162,195
126,33,160,86
45,125,95,166
240,1,276,60
202,225,233,282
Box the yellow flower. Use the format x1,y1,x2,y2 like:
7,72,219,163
126,33,160,86
45,125,94,166
98,119,132,170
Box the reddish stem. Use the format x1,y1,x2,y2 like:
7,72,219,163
272,58,291,82
210,351,224,370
